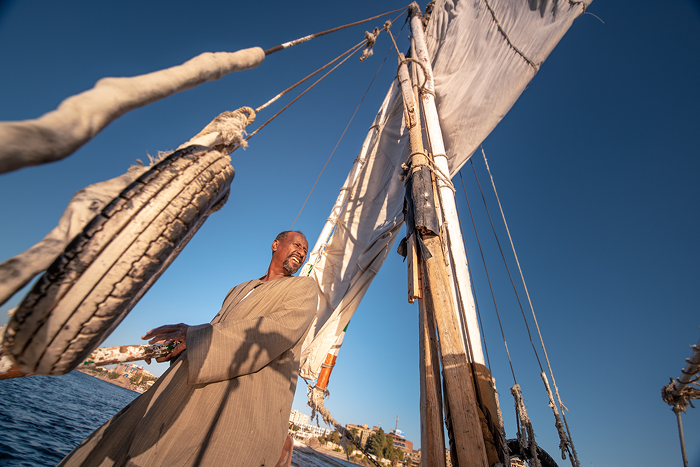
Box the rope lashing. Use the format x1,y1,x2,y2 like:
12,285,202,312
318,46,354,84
179,106,256,152
511,384,542,467
359,19,395,62
399,152,455,193
360,28,379,61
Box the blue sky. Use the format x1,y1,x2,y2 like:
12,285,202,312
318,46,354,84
1,1,699,466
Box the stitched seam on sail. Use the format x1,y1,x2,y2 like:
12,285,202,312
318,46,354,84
481,0,539,72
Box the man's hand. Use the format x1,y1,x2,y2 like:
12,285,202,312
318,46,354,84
142,323,189,363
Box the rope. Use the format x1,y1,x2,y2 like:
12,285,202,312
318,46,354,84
400,153,455,194
256,40,366,113
245,41,365,141
264,6,408,55
460,166,517,384
541,372,575,462
307,386,383,467
249,8,408,143
398,57,430,94
182,107,256,153
481,0,539,72
479,147,581,467
289,25,400,230
457,172,492,371
511,384,542,467
359,28,379,61
470,158,544,372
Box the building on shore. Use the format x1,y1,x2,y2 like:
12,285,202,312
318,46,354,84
289,409,309,426
114,363,153,379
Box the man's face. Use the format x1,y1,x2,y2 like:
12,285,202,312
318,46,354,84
273,232,309,275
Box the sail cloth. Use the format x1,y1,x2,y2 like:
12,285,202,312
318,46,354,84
0,47,264,174
299,0,590,380
0,168,148,308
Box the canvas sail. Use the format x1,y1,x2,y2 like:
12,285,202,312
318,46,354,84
299,0,590,380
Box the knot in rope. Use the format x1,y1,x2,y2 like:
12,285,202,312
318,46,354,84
360,27,379,62
383,20,392,32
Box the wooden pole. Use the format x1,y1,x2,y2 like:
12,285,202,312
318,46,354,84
419,295,447,467
397,36,489,467
408,4,504,464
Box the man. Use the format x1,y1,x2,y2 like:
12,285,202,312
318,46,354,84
59,231,317,467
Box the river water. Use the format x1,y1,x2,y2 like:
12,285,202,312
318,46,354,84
0,371,138,466
0,371,354,467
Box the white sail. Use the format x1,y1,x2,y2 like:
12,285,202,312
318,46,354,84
299,0,590,380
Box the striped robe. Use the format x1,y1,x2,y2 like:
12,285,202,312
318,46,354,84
59,276,318,467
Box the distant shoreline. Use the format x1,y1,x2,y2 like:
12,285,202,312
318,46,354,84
76,367,142,393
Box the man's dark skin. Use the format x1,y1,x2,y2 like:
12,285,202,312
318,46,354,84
141,232,309,467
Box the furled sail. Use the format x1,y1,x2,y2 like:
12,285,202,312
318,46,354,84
0,47,264,175
299,0,590,380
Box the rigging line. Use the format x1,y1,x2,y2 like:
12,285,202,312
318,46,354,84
245,41,365,142
256,40,366,113
289,11,408,230
469,158,545,372
462,164,517,384
298,17,408,257
289,45,392,231
457,171,492,372
386,25,402,57
480,146,580,466
264,5,409,55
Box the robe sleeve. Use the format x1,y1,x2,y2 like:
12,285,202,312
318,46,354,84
185,277,317,385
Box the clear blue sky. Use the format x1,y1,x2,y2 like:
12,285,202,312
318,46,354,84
1,1,699,466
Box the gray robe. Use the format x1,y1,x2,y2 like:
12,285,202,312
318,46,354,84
59,276,318,467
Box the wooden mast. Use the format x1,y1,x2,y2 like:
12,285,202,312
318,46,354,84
406,4,505,465
396,6,489,464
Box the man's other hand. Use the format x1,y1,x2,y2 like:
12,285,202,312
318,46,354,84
142,323,189,363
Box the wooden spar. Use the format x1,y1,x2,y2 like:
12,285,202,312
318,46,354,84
419,295,447,467
408,5,504,465
80,343,176,367
397,37,489,467
0,342,174,380
407,3,485,367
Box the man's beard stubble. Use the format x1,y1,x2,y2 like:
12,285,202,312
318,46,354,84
283,257,302,275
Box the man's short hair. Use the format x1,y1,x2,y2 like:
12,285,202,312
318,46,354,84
275,231,305,243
